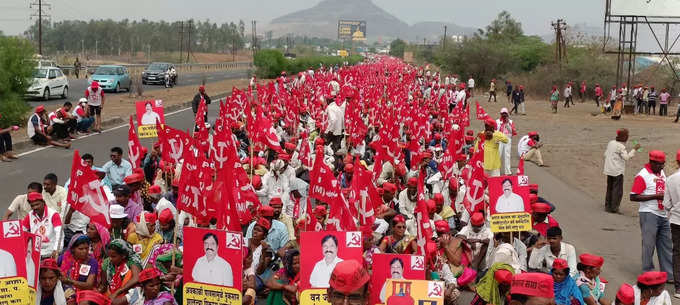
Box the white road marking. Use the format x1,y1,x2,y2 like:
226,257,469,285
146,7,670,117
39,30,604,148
17,106,193,157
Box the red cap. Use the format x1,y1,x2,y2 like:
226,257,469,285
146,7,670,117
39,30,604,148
124,173,144,184
676,149,680,162
136,211,157,224
552,258,568,270
393,214,406,224
269,197,283,207
148,185,161,195
466,130,474,136
395,163,407,177
314,205,327,217
510,273,554,298
199,85,205,92
531,203,551,214
256,217,271,230
494,269,513,285
27,192,43,202
91,81,99,88
433,193,444,204
528,131,538,137
579,253,604,268
426,199,436,213
252,175,262,189
278,153,291,161
258,205,274,217
529,194,538,204
314,137,324,146
284,142,296,150
138,268,162,283
407,177,418,187
637,271,667,286
529,184,539,191
344,163,354,173
434,220,449,233
616,284,635,305
40,258,60,271
470,212,484,226
484,118,497,129
158,209,173,225
329,260,370,294
76,291,111,305
649,150,666,162
382,182,397,193
35,105,46,113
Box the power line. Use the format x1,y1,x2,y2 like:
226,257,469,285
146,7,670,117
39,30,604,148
551,19,568,69
30,0,51,55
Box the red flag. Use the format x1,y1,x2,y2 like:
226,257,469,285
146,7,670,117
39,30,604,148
439,127,464,180
414,199,433,257
303,197,320,231
128,116,143,168
517,157,525,175
349,159,381,227
160,125,190,165
299,132,311,168
194,97,210,153
475,102,489,120
462,148,487,213
309,148,356,231
67,150,111,228
176,147,204,217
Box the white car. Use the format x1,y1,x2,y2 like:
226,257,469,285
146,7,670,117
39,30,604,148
26,66,69,100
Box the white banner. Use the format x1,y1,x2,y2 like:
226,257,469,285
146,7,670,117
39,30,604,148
611,0,680,17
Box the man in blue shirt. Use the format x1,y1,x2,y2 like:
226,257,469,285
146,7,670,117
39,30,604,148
245,205,289,257
102,147,132,188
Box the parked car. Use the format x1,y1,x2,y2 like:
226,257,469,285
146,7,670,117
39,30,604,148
26,66,69,100
142,62,175,85
88,65,131,92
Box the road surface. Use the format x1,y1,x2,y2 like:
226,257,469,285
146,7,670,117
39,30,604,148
26,69,250,107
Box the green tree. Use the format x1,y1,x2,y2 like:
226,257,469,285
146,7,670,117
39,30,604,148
480,11,523,42
0,36,34,126
389,39,406,58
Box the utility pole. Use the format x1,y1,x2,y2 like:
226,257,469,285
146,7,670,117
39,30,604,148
251,20,257,58
30,0,51,55
95,40,98,59
551,19,568,69
186,20,192,63
443,25,447,50
178,21,184,64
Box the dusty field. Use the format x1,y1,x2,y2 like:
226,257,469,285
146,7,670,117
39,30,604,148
471,92,680,216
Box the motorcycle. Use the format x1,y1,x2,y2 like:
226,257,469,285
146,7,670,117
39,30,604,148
164,72,177,88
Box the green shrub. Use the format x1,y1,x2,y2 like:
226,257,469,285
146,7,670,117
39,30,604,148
254,49,363,78
253,49,287,78
0,36,34,127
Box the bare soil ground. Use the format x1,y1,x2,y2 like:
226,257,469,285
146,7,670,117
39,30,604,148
472,92,680,217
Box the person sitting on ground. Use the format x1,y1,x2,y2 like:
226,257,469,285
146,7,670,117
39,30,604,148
126,211,163,262
4,182,42,220
470,265,514,305
633,271,671,305
456,212,492,271
615,283,635,305
531,202,559,237
518,131,545,167
575,253,610,305
509,272,555,305
27,105,70,148
0,113,19,162
37,258,75,305
326,260,370,305
136,268,177,305
551,258,585,305
528,227,577,277
266,249,300,305
48,102,77,140
72,98,93,133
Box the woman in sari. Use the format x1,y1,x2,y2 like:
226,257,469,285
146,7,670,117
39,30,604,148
611,90,623,120
266,249,300,305
37,258,76,305
552,258,584,305
101,239,142,304
58,234,99,291
133,268,177,305
86,223,110,284
575,253,610,305
470,263,514,305
550,86,560,113
127,211,163,262
378,215,417,254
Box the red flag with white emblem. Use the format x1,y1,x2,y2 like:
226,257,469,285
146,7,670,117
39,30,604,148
309,148,356,231
67,150,111,228
462,148,487,213
349,159,380,227
475,101,489,120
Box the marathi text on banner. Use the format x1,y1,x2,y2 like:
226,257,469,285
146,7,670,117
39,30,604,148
0,277,31,305
183,282,242,305
489,212,532,232
299,288,331,305
138,125,159,138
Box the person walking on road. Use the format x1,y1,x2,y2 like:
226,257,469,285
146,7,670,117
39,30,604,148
603,129,639,213
579,81,586,102
563,83,573,108
630,150,673,281
594,84,603,108
192,85,211,123
73,57,81,79
488,79,497,103
550,86,559,113
84,81,104,133
496,109,516,176
662,149,680,297
467,76,475,97
506,81,513,103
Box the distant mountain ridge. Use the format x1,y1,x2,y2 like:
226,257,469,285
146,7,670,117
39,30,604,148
266,0,476,42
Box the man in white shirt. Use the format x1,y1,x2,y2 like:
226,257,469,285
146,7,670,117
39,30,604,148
495,178,525,213
663,149,680,296
467,76,475,97
4,182,42,220
192,233,233,287
603,129,639,213
528,227,577,277
456,212,493,271
398,178,419,220
42,173,67,215
325,98,346,152
310,234,344,288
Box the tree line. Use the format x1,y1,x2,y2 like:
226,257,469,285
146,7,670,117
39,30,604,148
24,19,247,57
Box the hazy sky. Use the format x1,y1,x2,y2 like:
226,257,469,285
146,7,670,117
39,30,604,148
1,0,605,36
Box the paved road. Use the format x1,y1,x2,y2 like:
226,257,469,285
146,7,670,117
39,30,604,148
26,69,250,107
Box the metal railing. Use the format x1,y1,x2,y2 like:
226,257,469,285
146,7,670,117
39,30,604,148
59,61,253,77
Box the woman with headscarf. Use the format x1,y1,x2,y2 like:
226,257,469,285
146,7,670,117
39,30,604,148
37,258,75,305
86,223,110,283
127,211,163,262
552,258,585,305
58,234,99,291
378,215,417,254
266,249,300,305
101,239,142,303
575,253,609,305
470,263,515,305
133,268,177,305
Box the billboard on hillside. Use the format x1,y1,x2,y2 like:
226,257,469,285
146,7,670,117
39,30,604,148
610,0,680,17
338,20,367,41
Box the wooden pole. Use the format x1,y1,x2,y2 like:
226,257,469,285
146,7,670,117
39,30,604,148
169,210,180,295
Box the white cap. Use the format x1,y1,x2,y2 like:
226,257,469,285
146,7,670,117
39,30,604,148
500,107,509,114
109,204,128,219
78,98,88,104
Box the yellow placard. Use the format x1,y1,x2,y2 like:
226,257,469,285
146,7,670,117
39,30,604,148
490,212,532,233
383,279,444,305
183,282,242,305
338,50,349,57
0,277,31,305
138,125,158,138
300,288,331,305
